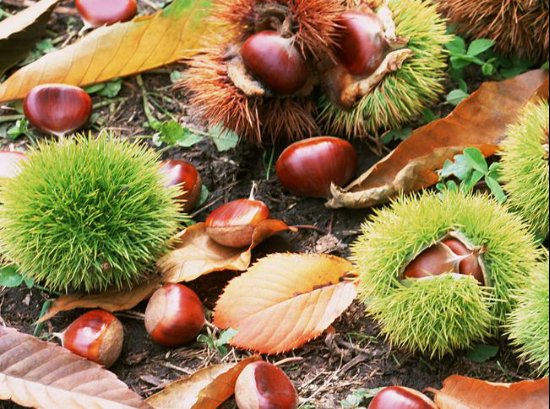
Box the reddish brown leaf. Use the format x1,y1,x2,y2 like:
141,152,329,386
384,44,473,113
36,279,161,324
146,356,261,409
428,375,549,409
158,221,295,283
0,326,150,409
214,253,358,354
326,69,549,209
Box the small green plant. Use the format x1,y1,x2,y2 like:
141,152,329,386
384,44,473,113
341,388,384,408
198,328,238,356
437,147,506,203
153,120,204,148
0,265,34,288
0,133,182,292
85,79,123,98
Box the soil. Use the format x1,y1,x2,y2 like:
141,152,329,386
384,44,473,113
0,1,541,408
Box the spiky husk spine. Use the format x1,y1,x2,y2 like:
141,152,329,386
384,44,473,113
439,0,549,63
352,191,541,358
0,133,182,292
318,0,450,139
507,252,549,376
500,99,549,241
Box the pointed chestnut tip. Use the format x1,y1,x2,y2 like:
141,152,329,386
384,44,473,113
23,84,92,137
76,0,138,28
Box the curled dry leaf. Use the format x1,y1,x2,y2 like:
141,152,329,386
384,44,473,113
158,221,296,283
428,375,549,409
214,253,358,354
0,0,59,76
0,0,214,102
0,326,150,409
146,356,261,409
326,69,549,209
36,278,161,324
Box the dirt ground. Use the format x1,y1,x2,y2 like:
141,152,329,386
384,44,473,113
0,1,541,408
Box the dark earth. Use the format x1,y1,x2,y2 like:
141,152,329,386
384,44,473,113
0,1,541,408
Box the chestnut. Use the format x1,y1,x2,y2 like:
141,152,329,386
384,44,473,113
144,284,205,347
235,361,298,409
404,238,485,284
76,0,137,28
241,31,309,96
0,151,27,179
335,11,388,77
368,386,437,409
276,137,358,198
60,310,123,368
23,84,92,136
160,160,202,212
205,198,270,248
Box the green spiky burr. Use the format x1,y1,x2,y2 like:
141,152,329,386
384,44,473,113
507,251,549,376
318,0,450,139
500,99,549,241
0,133,182,292
352,191,542,358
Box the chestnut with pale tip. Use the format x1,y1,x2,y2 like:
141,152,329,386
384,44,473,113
76,0,137,27
160,160,202,212
335,11,388,77
0,151,27,180
368,386,437,409
59,310,123,368
205,198,270,248
145,284,205,347
241,31,309,96
276,137,358,198
23,84,92,137
235,361,298,409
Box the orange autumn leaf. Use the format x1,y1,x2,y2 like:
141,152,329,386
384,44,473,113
326,69,549,209
428,375,549,409
146,356,260,409
214,253,358,354
36,279,161,324
0,0,215,102
0,327,150,409
158,220,295,283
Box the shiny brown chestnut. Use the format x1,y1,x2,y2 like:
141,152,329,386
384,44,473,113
241,31,309,96
0,151,27,180
60,310,123,368
368,386,437,409
76,0,137,27
235,361,298,409
23,84,92,136
160,160,202,212
205,198,270,248
144,284,205,348
276,137,358,198
335,11,388,77
403,239,485,284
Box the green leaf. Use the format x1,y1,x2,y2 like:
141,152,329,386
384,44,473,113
341,387,384,408
7,118,29,140
445,36,466,55
157,120,203,148
457,78,468,93
462,170,485,192
209,124,239,152
450,55,474,70
0,265,24,287
467,344,499,363
381,128,413,144
440,156,473,180
464,147,489,173
197,185,209,207
421,108,439,124
481,62,495,76
485,176,507,203
85,79,122,98
488,162,502,180
446,89,469,106
217,328,238,345
467,39,495,57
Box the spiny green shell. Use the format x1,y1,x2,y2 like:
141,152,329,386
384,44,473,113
352,191,541,357
318,0,450,138
507,252,549,376
500,99,549,241
0,133,182,292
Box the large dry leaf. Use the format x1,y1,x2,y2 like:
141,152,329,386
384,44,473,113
326,69,549,209
0,326,150,409
0,0,58,76
147,356,260,409
428,375,549,409
0,0,214,102
159,221,295,283
36,279,161,324
214,253,358,354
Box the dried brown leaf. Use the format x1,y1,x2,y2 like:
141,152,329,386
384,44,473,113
326,69,549,209
0,326,150,409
